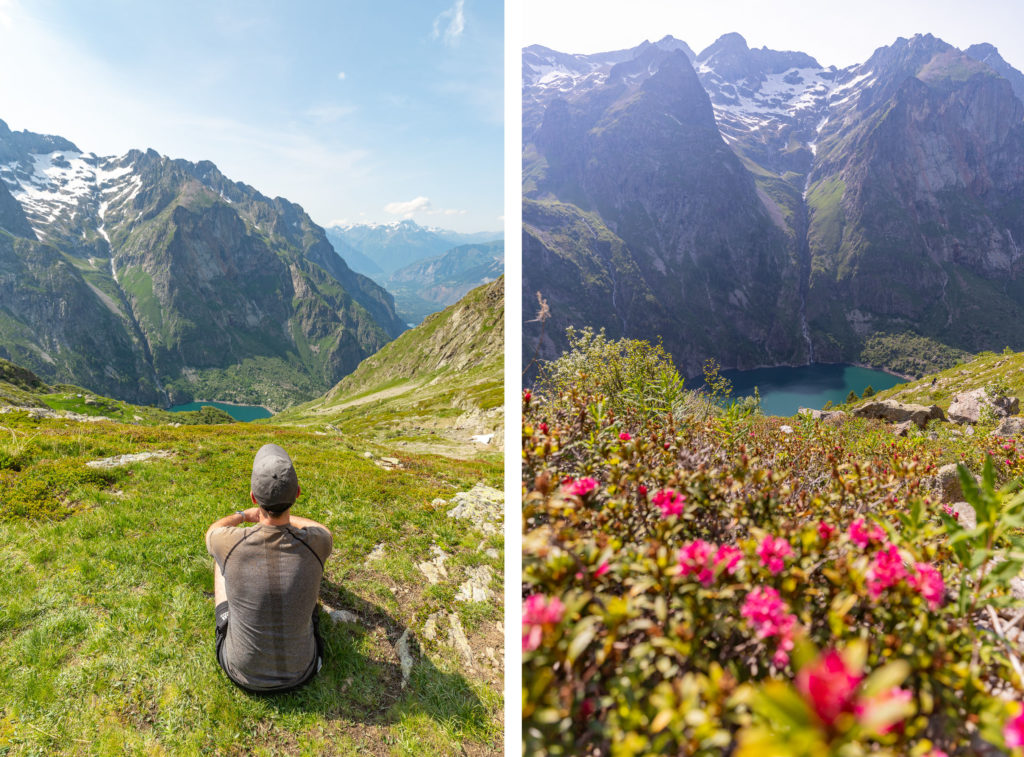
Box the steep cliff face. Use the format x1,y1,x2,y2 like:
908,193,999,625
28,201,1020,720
804,40,1024,361
0,121,405,409
524,46,804,375
524,34,1024,377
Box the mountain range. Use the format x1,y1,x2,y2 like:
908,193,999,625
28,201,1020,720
325,219,504,324
0,119,406,410
523,33,1024,379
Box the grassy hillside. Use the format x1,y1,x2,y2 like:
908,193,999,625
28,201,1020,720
0,366,503,754
278,278,503,457
864,349,1024,411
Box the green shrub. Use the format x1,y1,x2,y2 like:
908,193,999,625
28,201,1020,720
523,381,1024,755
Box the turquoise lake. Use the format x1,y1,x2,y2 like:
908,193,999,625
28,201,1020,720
167,401,272,422
719,364,906,417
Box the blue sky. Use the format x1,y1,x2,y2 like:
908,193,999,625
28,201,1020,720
0,0,503,233
524,0,1024,72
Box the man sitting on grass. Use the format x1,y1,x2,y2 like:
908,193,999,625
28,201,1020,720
205,443,333,693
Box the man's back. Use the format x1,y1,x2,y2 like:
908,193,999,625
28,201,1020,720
207,523,332,691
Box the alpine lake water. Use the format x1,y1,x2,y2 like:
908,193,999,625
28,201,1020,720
167,401,272,422
719,364,906,418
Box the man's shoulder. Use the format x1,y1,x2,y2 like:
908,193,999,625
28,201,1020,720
206,525,248,560
291,525,332,562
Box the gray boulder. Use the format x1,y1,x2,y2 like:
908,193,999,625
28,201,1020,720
798,408,848,423
948,388,1019,424
853,400,945,429
933,463,978,503
993,416,1024,437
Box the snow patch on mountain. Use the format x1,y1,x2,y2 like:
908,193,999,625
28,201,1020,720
0,150,138,238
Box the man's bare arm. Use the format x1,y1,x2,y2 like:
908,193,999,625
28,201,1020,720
288,514,332,537
205,507,261,542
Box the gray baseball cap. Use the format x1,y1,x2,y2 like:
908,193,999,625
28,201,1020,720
251,443,299,512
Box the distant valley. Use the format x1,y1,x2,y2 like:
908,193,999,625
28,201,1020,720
0,120,503,411
325,220,503,325
523,33,1024,379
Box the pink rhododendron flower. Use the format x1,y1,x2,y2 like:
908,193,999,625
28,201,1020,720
866,543,908,599
538,422,549,434
741,587,798,665
522,594,565,652
757,534,793,574
910,562,945,610
618,432,631,441
1007,706,1024,748
563,477,599,497
942,503,959,520
818,521,837,542
523,390,531,403
594,561,610,577
637,484,648,496
652,489,686,518
678,540,715,586
714,544,743,575
796,649,863,728
849,518,885,548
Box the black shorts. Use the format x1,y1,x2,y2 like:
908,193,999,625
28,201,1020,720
215,601,325,694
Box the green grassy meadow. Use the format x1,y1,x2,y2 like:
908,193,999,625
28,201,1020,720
0,410,503,756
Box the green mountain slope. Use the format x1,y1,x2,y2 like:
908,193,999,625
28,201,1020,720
279,277,504,456
0,121,405,410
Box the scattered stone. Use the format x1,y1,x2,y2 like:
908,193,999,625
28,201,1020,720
417,546,449,584
431,498,447,508
133,415,143,421
86,450,174,469
948,388,1019,424
396,628,414,688
366,543,386,563
363,451,374,458
934,463,977,503
447,612,475,670
456,565,494,602
423,611,442,641
994,417,1024,437
950,501,977,529
470,433,494,444
779,425,793,434
381,457,400,465
853,400,945,429
447,483,504,536
965,426,975,437
321,601,360,625
892,420,915,437
798,408,847,423
484,548,500,560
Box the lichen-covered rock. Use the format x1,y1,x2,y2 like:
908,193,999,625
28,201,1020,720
447,483,503,535
948,388,1019,424
933,463,977,503
853,400,945,429
993,416,1024,437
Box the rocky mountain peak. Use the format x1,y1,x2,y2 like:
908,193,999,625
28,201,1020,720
965,43,1024,106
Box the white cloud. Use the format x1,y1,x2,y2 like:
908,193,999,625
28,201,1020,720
304,104,357,125
432,0,465,46
385,196,433,217
382,197,469,218
337,71,346,80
